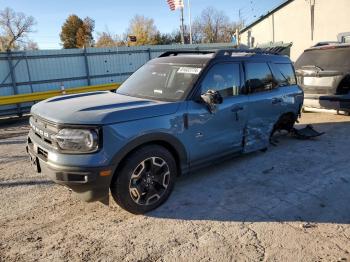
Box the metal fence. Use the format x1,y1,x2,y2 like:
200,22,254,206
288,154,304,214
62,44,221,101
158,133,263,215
0,42,291,117
0,43,240,116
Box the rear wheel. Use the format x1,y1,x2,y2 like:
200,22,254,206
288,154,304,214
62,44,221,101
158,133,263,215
110,145,177,214
274,113,296,133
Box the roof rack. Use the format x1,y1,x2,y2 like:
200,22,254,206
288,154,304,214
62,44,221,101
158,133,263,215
215,48,283,57
159,48,285,59
158,50,216,57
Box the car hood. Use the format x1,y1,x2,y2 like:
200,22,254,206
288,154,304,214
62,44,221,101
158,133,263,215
31,91,180,125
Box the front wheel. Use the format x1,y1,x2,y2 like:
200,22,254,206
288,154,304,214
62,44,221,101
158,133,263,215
110,145,177,214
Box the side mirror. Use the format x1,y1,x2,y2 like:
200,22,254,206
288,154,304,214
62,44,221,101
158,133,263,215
200,90,223,113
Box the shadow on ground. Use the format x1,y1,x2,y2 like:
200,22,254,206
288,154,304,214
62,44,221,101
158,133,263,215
0,179,54,188
0,155,28,164
1,117,349,224
148,121,350,224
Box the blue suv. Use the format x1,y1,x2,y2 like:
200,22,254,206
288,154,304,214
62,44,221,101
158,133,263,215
27,49,303,214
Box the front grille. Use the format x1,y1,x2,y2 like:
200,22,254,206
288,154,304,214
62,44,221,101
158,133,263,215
56,173,87,182
30,115,58,148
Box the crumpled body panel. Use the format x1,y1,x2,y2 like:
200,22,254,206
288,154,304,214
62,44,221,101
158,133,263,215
243,120,275,153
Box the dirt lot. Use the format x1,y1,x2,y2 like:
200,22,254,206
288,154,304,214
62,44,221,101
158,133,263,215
0,112,350,262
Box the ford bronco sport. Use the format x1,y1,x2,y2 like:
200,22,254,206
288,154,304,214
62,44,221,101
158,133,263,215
27,49,303,214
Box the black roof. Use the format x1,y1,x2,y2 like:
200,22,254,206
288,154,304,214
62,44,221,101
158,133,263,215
155,49,291,64
153,54,214,65
305,43,350,52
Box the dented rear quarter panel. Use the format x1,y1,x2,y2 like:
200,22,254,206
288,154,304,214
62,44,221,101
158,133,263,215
244,85,303,153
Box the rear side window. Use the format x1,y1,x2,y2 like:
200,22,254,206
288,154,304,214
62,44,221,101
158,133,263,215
201,63,241,97
274,63,297,85
245,62,276,93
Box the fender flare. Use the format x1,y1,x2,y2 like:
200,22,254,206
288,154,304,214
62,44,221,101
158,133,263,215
110,132,189,177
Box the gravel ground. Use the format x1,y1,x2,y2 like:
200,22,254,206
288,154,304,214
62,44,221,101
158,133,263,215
0,112,350,262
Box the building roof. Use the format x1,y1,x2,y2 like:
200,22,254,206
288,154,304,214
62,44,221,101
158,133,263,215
240,0,295,34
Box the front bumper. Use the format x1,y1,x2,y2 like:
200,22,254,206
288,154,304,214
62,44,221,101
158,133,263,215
304,94,350,112
26,130,114,202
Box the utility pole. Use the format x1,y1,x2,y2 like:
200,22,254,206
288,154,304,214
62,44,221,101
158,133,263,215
309,0,315,41
238,8,245,29
238,8,244,45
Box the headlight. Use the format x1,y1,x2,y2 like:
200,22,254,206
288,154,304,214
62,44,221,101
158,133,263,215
55,128,99,153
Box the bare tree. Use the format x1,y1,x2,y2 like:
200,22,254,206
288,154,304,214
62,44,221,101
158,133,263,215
22,40,39,50
0,7,36,51
193,7,237,43
126,15,159,46
95,31,127,48
96,32,116,48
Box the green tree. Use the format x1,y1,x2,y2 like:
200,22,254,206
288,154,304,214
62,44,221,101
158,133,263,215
60,15,95,48
155,32,175,45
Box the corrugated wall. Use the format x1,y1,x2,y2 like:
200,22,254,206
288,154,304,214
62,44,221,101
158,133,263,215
0,43,234,116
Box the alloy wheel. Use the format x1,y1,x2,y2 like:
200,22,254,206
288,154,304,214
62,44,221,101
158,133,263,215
129,157,170,205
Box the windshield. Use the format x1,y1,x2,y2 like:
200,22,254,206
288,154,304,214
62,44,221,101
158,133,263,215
117,62,203,101
295,47,350,71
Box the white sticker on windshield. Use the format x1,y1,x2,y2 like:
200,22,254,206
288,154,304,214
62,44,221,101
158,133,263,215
177,67,202,74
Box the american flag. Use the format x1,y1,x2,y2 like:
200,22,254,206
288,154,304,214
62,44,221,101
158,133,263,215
167,0,184,11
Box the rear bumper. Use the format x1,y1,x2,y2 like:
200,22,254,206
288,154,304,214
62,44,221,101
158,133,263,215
26,131,113,202
304,94,350,111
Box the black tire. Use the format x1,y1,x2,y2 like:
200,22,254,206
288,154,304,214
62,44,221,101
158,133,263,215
110,145,177,214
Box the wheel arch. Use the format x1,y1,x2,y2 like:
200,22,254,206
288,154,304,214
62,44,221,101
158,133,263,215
110,133,188,183
336,74,350,95
274,111,297,132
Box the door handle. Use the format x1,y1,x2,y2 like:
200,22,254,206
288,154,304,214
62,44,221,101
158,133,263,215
272,98,282,104
231,106,243,112
231,106,243,121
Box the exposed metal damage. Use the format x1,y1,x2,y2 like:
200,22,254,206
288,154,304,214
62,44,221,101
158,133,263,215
243,121,324,153
243,121,275,153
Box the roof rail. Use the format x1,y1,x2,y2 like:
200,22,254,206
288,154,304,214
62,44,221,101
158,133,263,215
159,47,287,58
158,50,216,57
214,48,282,57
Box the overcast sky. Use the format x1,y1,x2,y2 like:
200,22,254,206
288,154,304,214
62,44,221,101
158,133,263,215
1,0,285,50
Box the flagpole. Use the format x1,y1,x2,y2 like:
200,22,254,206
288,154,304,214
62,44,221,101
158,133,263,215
188,0,192,44
180,7,185,44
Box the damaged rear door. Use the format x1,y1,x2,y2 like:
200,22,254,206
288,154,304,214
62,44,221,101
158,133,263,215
243,62,282,153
